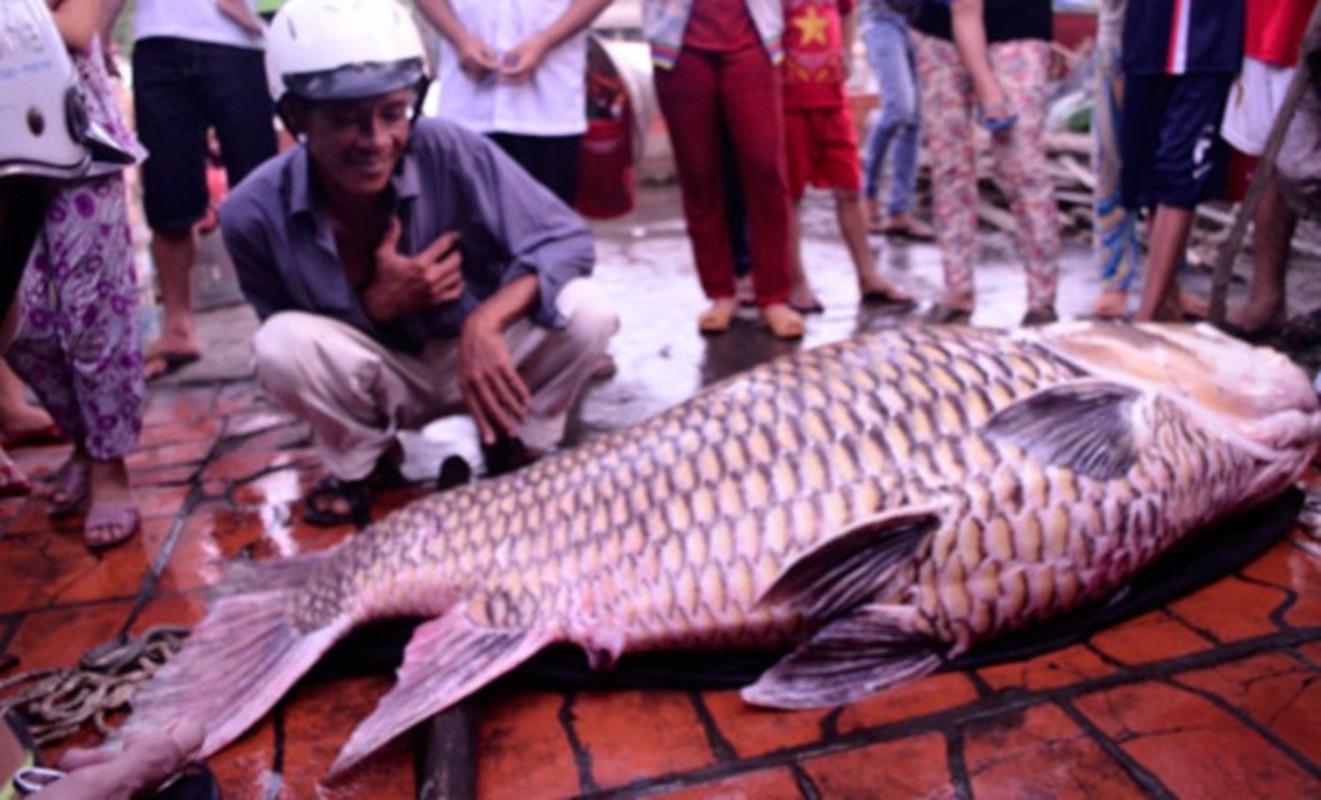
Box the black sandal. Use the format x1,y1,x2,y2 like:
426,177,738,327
303,457,407,528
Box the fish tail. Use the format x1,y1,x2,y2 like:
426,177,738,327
119,554,349,757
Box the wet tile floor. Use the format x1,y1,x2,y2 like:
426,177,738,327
2,183,1321,798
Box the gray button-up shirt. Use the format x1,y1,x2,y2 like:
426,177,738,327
219,117,595,353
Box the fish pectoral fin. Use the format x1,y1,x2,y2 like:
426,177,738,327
328,605,553,780
757,507,942,619
742,604,944,709
983,380,1142,481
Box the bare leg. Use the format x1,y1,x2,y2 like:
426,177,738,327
144,228,200,378
1135,204,1193,322
787,205,823,312
1229,174,1295,332
836,189,911,300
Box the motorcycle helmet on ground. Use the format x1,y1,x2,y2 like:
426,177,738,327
264,0,430,127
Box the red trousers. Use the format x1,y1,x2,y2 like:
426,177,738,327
654,41,793,306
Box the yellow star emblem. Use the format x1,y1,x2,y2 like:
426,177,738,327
792,5,830,47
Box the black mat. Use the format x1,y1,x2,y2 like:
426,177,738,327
313,487,1303,690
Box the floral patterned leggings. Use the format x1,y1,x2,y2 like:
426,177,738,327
6,175,144,460
912,33,1060,311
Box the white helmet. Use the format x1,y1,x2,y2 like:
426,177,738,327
265,0,430,105
0,0,103,179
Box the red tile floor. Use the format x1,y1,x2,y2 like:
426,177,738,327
2,373,1320,799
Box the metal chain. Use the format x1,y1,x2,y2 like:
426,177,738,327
0,625,189,744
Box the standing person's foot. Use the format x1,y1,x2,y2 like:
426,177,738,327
872,213,935,242
84,457,140,549
41,450,93,516
1178,290,1209,321
1091,290,1127,319
143,338,202,381
1021,306,1059,326
858,278,916,311
761,304,805,339
0,445,31,498
788,287,824,314
1226,301,1287,340
698,298,738,334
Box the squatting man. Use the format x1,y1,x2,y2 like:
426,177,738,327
220,0,619,526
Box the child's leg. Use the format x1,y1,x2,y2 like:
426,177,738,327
1135,205,1193,322
949,0,1015,129
0,361,54,439
835,188,912,302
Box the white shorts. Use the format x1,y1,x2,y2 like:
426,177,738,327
1220,56,1295,156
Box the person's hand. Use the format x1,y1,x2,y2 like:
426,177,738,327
456,33,500,83
498,34,551,85
33,721,204,800
360,218,464,324
459,310,530,445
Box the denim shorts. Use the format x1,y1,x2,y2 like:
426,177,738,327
132,37,277,232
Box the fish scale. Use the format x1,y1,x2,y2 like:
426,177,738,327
120,323,1320,777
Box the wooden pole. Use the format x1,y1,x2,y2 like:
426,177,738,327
1209,4,1321,325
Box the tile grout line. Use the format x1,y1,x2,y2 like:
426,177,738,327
580,625,1321,797
1167,675,1321,778
1056,698,1176,799
121,382,235,635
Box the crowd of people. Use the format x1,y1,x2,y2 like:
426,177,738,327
0,0,1316,573
1,0,1318,795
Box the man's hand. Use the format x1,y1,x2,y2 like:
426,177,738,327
498,34,551,84
459,311,530,445
456,32,500,83
361,218,464,324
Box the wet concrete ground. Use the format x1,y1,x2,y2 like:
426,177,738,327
2,181,1320,798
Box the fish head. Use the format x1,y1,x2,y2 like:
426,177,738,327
1031,321,1321,490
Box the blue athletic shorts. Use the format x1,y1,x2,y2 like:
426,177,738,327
132,37,277,232
1120,73,1233,210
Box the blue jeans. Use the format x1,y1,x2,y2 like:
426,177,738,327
861,19,921,216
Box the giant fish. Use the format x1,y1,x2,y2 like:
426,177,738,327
119,322,1321,777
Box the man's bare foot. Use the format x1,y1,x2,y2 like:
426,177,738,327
1091,289,1127,319
1227,300,1287,336
761,303,805,339
698,299,738,334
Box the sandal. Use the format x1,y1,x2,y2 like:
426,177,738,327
84,500,141,549
303,457,407,528
978,99,1018,133
43,459,92,517
0,446,31,498
860,288,918,313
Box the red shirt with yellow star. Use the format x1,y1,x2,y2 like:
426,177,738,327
783,0,854,109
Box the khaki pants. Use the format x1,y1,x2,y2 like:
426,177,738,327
251,278,618,480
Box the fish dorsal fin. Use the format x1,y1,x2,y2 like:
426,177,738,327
758,507,942,619
742,604,944,709
983,381,1142,481
328,605,553,779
